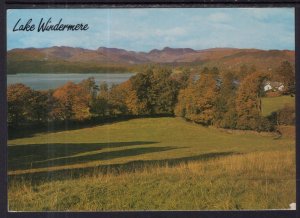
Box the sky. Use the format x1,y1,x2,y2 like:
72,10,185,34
7,8,295,51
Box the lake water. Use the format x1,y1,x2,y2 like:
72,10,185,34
7,73,135,90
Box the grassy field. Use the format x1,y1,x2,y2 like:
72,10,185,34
8,117,295,211
9,150,295,211
261,95,295,116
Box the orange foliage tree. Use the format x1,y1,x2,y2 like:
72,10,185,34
235,71,271,130
175,72,219,125
8,83,35,127
7,83,50,127
52,81,91,121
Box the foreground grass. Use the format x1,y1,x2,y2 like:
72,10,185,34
9,150,295,211
8,117,295,210
261,95,295,116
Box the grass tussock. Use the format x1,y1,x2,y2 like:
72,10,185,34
9,150,295,211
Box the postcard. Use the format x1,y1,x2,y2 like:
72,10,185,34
6,8,296,212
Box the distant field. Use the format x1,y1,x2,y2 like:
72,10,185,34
8,117,295,210
261,95,295,116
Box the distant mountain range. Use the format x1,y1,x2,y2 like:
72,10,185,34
7,46,295,74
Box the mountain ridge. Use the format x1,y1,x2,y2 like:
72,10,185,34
7,46,295,74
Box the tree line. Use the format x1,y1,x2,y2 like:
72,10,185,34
8,61,295,131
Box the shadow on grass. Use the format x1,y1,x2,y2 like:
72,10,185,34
8,114,173,140
8,151,237,185
8,141,160,171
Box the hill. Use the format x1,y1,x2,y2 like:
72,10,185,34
8,117,294,175
7,46,295,74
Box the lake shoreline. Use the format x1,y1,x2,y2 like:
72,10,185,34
7,72,136,90
7,72,138,75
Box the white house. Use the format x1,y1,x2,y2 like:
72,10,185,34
264,81,284,92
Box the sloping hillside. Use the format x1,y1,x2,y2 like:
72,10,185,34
7,46,295,74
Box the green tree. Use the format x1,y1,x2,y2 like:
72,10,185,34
90,82,109,117
148,67,180,114
172,68,191,89
130,70,152,114
213,71,238,128
130,67,180,115
79,77,99,102
28,90,50,123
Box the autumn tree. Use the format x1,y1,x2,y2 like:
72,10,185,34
7,83,35,127
174,86,191,118
108,83,130,116
238,64,256,81
7,84,50,127
52,82,91,121
275,61,295,94
235,71,272,130
123,80,148,115
130,70,153,114
189,73,218,125
175,69,219,125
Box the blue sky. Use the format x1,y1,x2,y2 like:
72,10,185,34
7,8,295,51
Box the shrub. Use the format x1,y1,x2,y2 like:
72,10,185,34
257,117,275,132
277,105,295,125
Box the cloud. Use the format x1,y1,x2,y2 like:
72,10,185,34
7,8,295,51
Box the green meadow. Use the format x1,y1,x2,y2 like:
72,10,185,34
8,109,295,210
261,95,295,116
